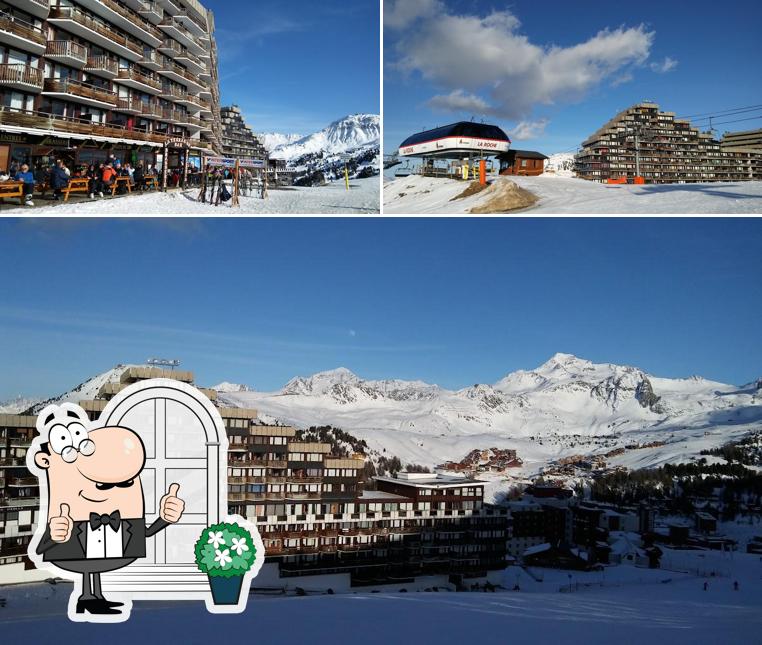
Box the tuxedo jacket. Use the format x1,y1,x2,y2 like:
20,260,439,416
37,517,170,562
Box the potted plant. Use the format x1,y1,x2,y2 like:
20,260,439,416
195,522,257,605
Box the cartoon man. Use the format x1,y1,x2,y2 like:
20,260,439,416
31,403,185,616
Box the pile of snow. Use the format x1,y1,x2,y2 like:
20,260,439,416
6,177,380,215
384,174,762,214
270,114,380,161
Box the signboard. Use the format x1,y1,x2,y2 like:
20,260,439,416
399,136,510,158
205,156,265,169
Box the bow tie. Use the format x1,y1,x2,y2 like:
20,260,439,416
89,511,121,531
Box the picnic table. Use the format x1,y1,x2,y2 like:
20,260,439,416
63,177,91,202
110,176,132,196
143,175,159,190
0,180,24,205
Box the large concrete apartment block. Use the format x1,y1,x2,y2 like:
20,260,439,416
0,0,222,173
575,102,762,183
0,365,510,591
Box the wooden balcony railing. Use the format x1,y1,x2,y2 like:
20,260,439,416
0,63,43,88
0,107,188,146
46,40,87,62
158,17,204,50
117,68,163,91
49,7,143,57
0,11,46,46
97,0,163,40
44,77,117,105
140,50,161,67
85,56,118,75
116,97,144,113
162,60,199,86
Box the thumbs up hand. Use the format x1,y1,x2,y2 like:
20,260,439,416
159,483,185,524
50,503,73,543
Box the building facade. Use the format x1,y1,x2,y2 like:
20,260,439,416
721,128,762,153
575,102,762,184
0,0,221,176
219,104,265,161
0,366,509,590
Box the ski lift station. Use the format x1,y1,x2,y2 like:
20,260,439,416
398,122,512,179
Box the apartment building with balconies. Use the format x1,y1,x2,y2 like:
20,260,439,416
219,104,266,161
575,102,762,184
0,365,510,590
0,0,222,175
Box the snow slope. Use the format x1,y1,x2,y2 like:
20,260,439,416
2,548,762,644
383,174,762,214
544,152,576,177
5,177,381,215
258,132,303,153
217,354,762,476
270,114,380,161
0,396,41,414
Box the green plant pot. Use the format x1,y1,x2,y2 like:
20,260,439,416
208,574,244,605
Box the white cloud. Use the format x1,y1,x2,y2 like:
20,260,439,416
390,7,654,120
509,119,549,141
384,0,443,30
650,56,679,73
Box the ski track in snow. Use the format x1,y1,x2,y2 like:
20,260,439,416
6,177,380,215
383,174,762,214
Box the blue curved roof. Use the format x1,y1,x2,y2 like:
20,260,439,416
400,122,511,147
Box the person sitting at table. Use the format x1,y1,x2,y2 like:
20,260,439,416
133,163,145,191
50,159,70,201
100,163,116,197
14,163,36,207
86,165,98,199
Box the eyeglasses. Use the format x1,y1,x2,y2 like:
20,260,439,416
60,439,95,464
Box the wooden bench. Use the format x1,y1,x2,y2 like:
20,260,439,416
62,177,91,203
143,175,159,190
0,180,24,205
111,176,132,197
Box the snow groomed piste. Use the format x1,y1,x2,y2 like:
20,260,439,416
398,122,512,158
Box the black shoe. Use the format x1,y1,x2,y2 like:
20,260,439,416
76,598,122,615
97,597,124,608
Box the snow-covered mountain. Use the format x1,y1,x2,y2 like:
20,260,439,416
544,152,576,176
270,114,380,162
9,356,760,480
0,396,41,414
217,354,762,475
258,132,303,154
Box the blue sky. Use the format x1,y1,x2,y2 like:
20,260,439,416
384,0,762,155
205,0,379,135
1,218,761,401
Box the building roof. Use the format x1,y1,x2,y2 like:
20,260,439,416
374,473,485,489
400,122,511,148
359,490,409,501
499,150,549,160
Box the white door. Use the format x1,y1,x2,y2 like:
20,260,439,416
98,380,228,598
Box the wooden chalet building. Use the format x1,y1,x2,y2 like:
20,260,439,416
498,150,548,176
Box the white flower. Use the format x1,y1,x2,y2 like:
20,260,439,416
214,548,232,567
208,531,226,549
231,537,249,556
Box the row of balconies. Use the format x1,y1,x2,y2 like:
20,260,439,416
0,106,211,148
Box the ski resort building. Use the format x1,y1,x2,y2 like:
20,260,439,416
498,150,548,177
0,0,222,177
575,102,762,184
220,105,266,161
0,366,509,590
721,128,762,153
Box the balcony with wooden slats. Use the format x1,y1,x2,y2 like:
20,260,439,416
140,49,162,71
157,16,205,55
116,67,163,94
158,60,203,91
84,55,119,78
42,77,118,109
14,0,50,20
0,11,46,54
0,63,43,92
76,0,163,48
45,40,88,68
0,106,184,146
48,6,143,61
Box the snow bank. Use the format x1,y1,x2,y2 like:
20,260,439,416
384,174,762,214
5,177,380,215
